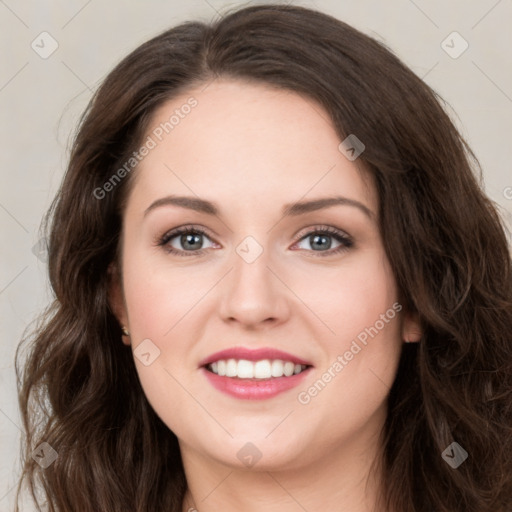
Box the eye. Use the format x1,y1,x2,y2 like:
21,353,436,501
157,225,217,256
292,226,353,256
156,224,353,257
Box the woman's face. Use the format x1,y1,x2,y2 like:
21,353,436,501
110,79,421,471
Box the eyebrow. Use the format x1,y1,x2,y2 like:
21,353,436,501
143,194,374,220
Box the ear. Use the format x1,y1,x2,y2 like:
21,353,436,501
401,309,422,343
107,262,131,346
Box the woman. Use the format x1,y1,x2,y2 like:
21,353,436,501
15,4,512,511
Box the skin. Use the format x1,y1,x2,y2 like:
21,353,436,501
109,79,422,512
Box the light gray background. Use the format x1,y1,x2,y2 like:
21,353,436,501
1,0,511,509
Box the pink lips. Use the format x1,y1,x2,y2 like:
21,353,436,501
201,367,312,400
199,347,313,400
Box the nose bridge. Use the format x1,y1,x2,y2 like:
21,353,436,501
231,234,276,299
219,233,289,325
233,236,271,288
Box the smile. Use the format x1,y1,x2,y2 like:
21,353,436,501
199,347,314,399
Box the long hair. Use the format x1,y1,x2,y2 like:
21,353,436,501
15,4,512,511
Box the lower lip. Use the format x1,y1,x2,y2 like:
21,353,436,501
201,366,312,400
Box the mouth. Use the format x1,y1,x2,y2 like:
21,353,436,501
199,347,314,400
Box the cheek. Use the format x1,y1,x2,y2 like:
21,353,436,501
295,253,402,399
121,257,204,429
122,254,205,340
293,252,399,342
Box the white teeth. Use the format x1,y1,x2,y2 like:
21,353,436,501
283,361,295,377
271,359,284,377
217,360,226,376
237,360,254,378
226,359,237,377
254,360,271,378
207,359,308,379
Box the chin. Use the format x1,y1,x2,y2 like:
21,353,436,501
193,430,310,471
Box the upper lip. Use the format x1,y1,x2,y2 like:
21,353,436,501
198,347,313,368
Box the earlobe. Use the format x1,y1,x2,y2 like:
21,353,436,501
107,262,131,346
402,310,422,343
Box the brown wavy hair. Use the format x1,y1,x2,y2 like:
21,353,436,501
15,4,512,511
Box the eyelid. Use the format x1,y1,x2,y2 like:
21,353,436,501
293,224,351,241
154,224,216,250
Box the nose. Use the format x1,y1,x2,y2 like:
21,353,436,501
218,245,291,329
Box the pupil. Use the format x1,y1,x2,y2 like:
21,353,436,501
182,233,202,250
311,234,331,250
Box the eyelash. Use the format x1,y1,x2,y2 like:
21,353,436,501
156,224,354,258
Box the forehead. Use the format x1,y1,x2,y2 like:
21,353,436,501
126,79,376,217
